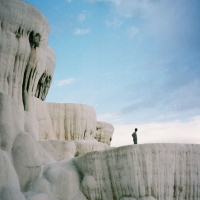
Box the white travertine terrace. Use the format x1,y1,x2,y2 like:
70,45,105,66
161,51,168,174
0,149,26,200
25,144,200,200
47,103,97,140
0,0,55,111
39,140,109,160
34,99,99,141
0,0,200,200
95,121,114,145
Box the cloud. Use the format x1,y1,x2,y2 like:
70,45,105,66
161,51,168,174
87,0,122,6
87,0,145,17
119,61,200,123
53,78,75,87
78,14,86,21
88,0,200,50
126,26,138,37
111,116,200,147
66,0,72,2
106,18,124,28
97,112,122,123
74,28,90,35
84,0,200,124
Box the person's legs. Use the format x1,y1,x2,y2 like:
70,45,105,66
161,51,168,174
134,140,137,144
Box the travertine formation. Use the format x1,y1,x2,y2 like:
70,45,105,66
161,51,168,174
0,0,200,200
24,144,200,200
47,103,97,140
95,121,114,145
39,140,109,160
0,0,55,111
34,98,114,144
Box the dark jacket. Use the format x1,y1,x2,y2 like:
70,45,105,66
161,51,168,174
132,132,137,141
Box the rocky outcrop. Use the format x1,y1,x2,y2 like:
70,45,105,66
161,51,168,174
95,121,114,145
34,103,116,147
0,0,55,111
47,103,97,140
39,140,109,160
34,98,100,142
0,0,113,143
25,144,200,200
34,98,56,140
12,132,53,191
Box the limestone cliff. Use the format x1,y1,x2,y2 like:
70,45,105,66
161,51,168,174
95,121,114,146
25,144,200,200
47,103,97,140
0,0,55,111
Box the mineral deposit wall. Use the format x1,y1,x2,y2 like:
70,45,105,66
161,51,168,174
0,0,55,111
27,144,200,200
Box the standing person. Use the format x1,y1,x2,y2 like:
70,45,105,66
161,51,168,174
132,128,138,144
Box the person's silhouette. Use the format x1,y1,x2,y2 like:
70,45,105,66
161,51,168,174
132,128,138,144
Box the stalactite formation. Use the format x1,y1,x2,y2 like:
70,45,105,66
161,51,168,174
22,47,38,110
35,72,52,100
0,0,55,110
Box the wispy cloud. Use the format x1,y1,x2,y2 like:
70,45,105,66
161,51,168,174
53,78,75,87
119,55,200,123
88,0,200,124
126,26,138,37
97,112,122,123
78,14,86,21
87,0,143,17
74,28,90,35
87,0,121,6
106,18,124,28
111,116,200,147
66,0,72,2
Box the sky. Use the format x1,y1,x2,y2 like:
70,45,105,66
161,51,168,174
24,0,200,146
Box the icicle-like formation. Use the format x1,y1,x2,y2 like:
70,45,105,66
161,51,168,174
0,0,55,110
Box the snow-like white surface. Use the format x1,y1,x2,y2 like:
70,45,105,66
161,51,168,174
0,0,55,110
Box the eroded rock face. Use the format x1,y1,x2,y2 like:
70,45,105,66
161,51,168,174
0,1,112,197
34,97,56,140
0,92,24,153
12,132,54,191
26,160,87,200
95,121,114,145
26,144,200,200
0,149,26,200
35,99,115,145
0,0,56,194
73,144,200,200
0,0,55,111
35,72,52,101
0,187,26,200
34,99,99,141
47,103,97,141
39,140,110,161
0,150,21,190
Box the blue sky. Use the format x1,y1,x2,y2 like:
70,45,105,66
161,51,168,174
25,0,200,146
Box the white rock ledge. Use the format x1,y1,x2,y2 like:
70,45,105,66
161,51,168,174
95,121,114,145
27,144,200,200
